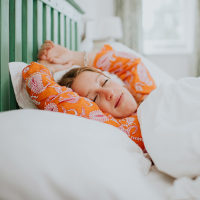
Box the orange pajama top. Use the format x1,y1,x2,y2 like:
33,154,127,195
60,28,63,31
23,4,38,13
22,44,156,151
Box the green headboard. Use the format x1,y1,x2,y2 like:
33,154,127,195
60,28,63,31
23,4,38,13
0,0,84,111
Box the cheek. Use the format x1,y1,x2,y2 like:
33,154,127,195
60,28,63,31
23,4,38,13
111,82,124,93
71,83,85,97
124,90,137,107
98,100,110,112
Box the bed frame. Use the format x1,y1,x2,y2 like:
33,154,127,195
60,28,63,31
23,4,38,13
0,0,84,111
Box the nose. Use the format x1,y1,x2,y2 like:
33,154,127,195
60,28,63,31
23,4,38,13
98,88,114,101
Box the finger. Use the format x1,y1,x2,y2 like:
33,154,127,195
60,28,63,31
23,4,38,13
51,57,64,64
50,57,67,64
43,43,52,50
38,54,47,60
44,40,51,43
48,57,54,63
38,48,47,55
47,48,57,60
45,40,54,47
38,50,48,60
47,56,58,63
63,61,73,69
40,41,52,51
38,51,44,59
37,60,47,65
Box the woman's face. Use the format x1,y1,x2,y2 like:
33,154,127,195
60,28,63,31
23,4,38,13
71,71,138,118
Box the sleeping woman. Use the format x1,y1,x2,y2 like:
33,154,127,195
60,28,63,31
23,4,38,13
22,40,156,152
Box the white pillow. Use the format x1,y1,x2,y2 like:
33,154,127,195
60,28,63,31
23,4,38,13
9,62,37,109
0,109,169,200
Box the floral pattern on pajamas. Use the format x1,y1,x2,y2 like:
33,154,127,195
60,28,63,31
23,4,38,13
22,45,156,151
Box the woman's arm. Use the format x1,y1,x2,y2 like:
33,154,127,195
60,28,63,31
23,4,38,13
93,44,156,104
22,62,105,118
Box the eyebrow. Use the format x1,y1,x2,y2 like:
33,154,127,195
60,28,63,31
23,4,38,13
86,73,101,98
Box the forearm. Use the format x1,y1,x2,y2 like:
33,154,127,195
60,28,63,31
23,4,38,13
71,51,97,67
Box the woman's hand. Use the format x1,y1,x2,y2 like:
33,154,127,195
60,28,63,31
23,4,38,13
47,48,73,65
38,40,85,66
38,40,96,67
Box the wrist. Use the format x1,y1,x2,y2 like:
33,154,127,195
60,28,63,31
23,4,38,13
70,51,95,67
83,51,89,67
71,51,84,66
80,51,96,67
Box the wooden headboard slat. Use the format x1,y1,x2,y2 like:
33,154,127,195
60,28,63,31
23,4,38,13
64,16,67,48
9,0,20,109
42,3,47,42
53,9,58,44
66,16,70,48
74,21,78,51
69,18,73,50
0,0,83,111
37,1,43,51
58,12,61,44
15,0,23,62
33,0,38,61
0,0,10,111
22,0,33,63
46,6,52,41
60,13,65,47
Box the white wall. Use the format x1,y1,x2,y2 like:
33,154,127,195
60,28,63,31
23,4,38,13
75,0,114,19
75,0,197,79
146,54,197,79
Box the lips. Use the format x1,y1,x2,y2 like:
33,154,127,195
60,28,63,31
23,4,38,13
115,93,123,108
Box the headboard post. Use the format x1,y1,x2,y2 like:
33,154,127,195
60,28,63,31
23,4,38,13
0,0,11,111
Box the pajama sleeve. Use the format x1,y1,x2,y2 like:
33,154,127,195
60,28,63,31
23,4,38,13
22,62,145,151
22,62,115,123
93,44,156,103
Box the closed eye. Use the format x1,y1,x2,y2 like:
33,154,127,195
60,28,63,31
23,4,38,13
102,79,108,87
93,79,109,102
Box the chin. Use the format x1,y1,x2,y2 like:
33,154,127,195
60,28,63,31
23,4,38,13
113,103,137,118
124,105,137,118
115,110,136,119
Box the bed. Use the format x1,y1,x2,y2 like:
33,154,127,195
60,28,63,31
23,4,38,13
0,0,200,200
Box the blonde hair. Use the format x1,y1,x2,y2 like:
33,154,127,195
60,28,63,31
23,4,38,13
58,67,106,88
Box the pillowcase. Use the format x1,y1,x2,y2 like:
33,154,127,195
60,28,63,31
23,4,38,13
9,62,37,109
0,109,170,200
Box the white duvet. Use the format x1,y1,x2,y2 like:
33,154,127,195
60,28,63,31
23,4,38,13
0,109,173,200
138,77,200,199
